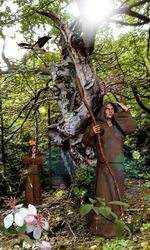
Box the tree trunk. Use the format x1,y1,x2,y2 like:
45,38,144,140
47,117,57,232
48,102,52,188
0,96,7,195
37,10,103,164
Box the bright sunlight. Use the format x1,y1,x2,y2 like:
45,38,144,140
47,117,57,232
67,0,111,22
83,0,111,22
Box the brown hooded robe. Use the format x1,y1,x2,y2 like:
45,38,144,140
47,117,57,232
23,150,43,206
82,103,136,237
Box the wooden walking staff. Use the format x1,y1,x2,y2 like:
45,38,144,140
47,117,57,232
76,77,124,216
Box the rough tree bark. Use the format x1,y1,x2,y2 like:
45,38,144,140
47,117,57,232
0,96,7,194
36,9,101,164
36,0,150,164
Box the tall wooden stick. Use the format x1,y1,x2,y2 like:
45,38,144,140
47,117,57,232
76,77,124,216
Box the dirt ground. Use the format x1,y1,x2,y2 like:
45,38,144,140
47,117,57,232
0,177,149,250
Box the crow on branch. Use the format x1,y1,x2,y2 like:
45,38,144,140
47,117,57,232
17,36,52,51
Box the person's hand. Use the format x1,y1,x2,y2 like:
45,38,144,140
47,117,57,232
117,102,128,111
31,153,35,159
91,125,101,135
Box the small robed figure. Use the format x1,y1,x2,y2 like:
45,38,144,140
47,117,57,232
23,143,43,206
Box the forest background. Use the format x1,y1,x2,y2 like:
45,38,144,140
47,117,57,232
0,0,150,249
0,0,150,228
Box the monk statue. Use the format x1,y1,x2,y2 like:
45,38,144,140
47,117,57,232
22,144,43,206
82,102,136,237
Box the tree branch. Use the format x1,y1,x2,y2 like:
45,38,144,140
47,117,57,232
147,27,150,59
125,0,150,9
128,10,150,23
5,80,50,139
0,66,52,75
76,77,124,216
0,31,12,69
111,0,150,24
36,9,66,33
110,19,150,26
132,86,150,114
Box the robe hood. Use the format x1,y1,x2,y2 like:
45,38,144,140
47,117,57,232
96,102,117,122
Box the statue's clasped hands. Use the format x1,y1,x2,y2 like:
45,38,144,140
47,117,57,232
31,153,36,159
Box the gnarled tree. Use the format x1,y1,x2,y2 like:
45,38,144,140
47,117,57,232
34,0,150,163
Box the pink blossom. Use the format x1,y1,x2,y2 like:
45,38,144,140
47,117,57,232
7,197,17,209
3,198,28,229
40,241,51,250
25,205,49,239
59,183,66,189
3,202,49,240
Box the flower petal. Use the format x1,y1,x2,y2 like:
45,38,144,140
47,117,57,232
42,221,49,230
15,204,23,209
26,223,35,233
15,212,24,227
40,241,51,250
25,214,36,224
28,204,37,215
19,208,29,219
4,213,13,229
33,225,42,239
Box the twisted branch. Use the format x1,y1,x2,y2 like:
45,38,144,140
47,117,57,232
76,77,124,216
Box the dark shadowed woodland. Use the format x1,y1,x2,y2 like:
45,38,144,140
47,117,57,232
0,0,150,249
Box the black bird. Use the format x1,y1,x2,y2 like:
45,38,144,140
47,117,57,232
18,36,52,51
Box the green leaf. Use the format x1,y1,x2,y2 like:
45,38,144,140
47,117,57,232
98,207,111,218
124,224,131,233
96,197,106,206
80,204,94,216
144,57,150,73
115,219,126,237
108,200,129,206
143,223,150,228
19,239,24,247
89,198,96,204
0,226,8,233
73,186,80,195
17,224,26,235
0,225,16,234
110,211,118,220
93,207,100,215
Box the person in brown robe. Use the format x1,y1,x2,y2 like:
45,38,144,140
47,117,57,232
23,144,43,206
82,102,136,237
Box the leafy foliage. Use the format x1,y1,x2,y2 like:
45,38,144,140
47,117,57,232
80,197,130,237
71,165,96,198
124,153,150,179
102,239,133,250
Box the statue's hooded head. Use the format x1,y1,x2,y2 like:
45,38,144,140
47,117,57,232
28,144,40,155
